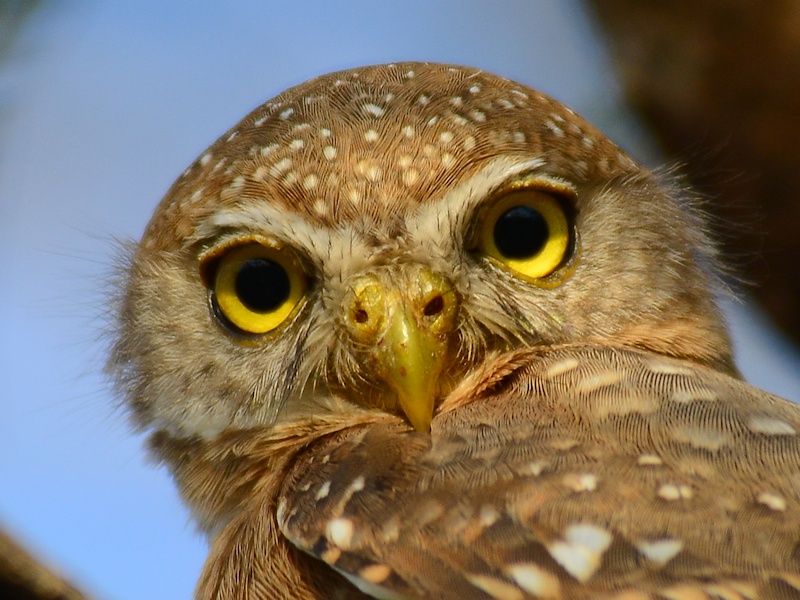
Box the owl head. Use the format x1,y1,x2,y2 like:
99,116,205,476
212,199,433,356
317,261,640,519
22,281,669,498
109,62,733,440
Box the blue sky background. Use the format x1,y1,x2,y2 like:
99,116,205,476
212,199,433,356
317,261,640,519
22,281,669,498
2,2,800,599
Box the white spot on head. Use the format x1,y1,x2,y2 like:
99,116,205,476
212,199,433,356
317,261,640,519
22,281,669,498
401,125,415,138
427,116,439,127
200,152,213,166
452,115,468,127
288,139,304,151
582,136,595,148
470,110,486,122
439,131,454,145
469,85,481,94
402,168,420,187
547,523,612,583
254,114,269,127
292,123,311,132
513,131,526,144
189,187,205,204
449,96,464,107
362,103,385,117
364,129,379,142
313,199,328,216
227,176,245,192
279,107,294,120
463,135,476,151
637,538,683,566
441,153,455,168
384,93,394,102
748,416,797,435
511,89,529,99
323,145,338,160
757,492,787,511
406,70,415,78
347,187,361,204
326,518,355,549
269,157,293,176
226,131,238,142
355,159,381,182
544,119,564,137
252,166,268,181
417,94,430,106
320,128,332,137
302,174,319,190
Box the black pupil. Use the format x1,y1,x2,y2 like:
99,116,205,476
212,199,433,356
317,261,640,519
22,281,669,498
235,258,291,313
493,205,549,259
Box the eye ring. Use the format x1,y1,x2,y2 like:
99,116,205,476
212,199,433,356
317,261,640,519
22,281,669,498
477,187,572,281
207,242,308,335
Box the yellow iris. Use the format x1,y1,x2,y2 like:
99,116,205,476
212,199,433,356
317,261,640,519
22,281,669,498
479,188,571,281
211,243,307,334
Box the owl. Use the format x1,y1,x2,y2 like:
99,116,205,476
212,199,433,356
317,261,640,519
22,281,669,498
108,63,800,599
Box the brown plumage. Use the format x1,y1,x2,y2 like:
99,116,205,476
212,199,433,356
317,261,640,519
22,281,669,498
109,63,800,599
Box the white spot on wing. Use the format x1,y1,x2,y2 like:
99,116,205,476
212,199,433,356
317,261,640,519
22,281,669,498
547,524,612,583
316,480,331,500
544,357,580,379
658,483,693,501
637,538,683,565
562,473,598,493
466,574,524,600
326,518,355,549
505,564,561,599
757,492,787,511
748,416,797,435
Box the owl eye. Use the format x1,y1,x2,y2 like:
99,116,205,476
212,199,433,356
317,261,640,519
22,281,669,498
210,243,308,335
478,188,571,281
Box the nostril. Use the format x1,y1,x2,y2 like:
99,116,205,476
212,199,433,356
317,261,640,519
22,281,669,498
423,294,444,317
354,308,369,324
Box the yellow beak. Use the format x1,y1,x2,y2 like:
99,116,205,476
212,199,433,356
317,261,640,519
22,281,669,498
343,268,457,432
374,302,445,432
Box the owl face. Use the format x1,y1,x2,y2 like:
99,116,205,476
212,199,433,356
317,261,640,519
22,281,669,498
110,63,733,440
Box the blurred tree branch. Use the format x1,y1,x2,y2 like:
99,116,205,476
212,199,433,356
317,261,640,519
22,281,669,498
586,0,800,343
2,6,90,599
0,529,88,600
